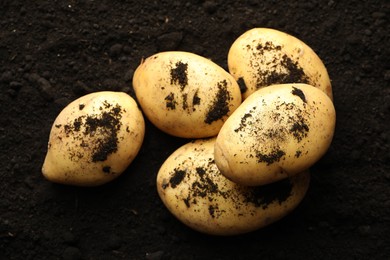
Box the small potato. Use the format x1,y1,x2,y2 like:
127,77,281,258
157,138,310,236
133,51,242,138
215,83,335,186
228,28,332,100
42,91,145,186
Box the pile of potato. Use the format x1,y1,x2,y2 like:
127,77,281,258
42,28,336,235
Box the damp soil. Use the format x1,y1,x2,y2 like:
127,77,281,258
0,1,389,259
252,41,311,88
170,61,188,90
61,101,123,163
204,80,230,124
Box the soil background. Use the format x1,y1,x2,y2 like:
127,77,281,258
1,0,389,259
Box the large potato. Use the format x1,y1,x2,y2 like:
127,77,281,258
215,83,335,186
42,91,145,186
133,51,242,138
228,28,332,100
157,138,310,236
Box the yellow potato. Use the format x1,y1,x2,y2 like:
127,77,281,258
42,91,145,186
215,83,335,186
133,51,242,138
157,138,310,236
228,28,332,100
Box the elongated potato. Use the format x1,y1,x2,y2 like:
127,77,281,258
133,51,242,138
228,28,332,100
214,83,335,186
42,91,145,186
157,138,310,236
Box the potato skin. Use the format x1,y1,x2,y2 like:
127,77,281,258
42,91,145,186
157,138,310,236
214,83,335,186
133,51,242,138
228,28,332,100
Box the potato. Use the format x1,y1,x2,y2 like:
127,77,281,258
228,28,332,100
214,83,335,186
42,91,145,186
157,138,310,236
133,51,242,138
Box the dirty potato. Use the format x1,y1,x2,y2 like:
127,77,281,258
214,83,335,186
228,28,332,100
42,91,145,186
133,51,242,138
157,138,310,236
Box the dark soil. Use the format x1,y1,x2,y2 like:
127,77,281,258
1,1,389,259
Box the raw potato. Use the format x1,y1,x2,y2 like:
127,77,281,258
157,138,310,236
133,51,242,138
215,83,335,186
42,91,145,186
228,28,332,100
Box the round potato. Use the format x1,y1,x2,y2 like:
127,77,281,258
133,51,242,138
157,138,310,236
42,91,145,186
228,28,332,100
214,83,335,186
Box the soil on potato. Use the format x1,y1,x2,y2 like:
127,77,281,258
1,1,389,259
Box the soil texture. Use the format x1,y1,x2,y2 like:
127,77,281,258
0,0,389,259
